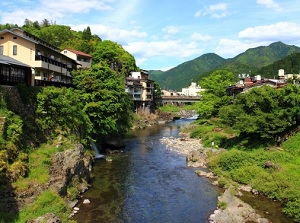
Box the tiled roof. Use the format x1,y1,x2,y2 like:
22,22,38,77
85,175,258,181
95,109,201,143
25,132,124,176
0,55,31,67
64,49,92,58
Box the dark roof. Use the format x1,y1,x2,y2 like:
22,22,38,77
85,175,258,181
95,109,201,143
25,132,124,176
0,55,31,68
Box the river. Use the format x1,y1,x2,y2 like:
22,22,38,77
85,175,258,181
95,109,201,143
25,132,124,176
73,119,220,223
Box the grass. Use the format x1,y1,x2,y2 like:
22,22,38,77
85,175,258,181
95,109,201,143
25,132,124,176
12,143,62,191
15,190,75,223
190,118,300,222
158,104,181,113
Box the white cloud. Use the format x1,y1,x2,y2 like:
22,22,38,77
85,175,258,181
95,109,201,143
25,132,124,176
191,32,212,41
209,3,229,18
124,40,204,59
195,3,229,19
194,10,203,17
1,9,63,26
215,39,268,58
159,66,175,71
72,24,148,42
210,3,227,11
239,22,300,42
162,26,179,35
40,0,115,13
0,0,115,26
256,0,282,11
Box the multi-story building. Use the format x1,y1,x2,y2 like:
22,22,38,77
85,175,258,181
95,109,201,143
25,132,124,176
125,69,154,113
180,82,204,96
0,54,32,85
0,28,78,86
61,49,92,69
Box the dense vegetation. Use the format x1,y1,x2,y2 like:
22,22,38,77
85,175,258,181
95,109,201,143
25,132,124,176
189,69,300,222
0,19,137,222
150,42,300,91
150,53,226,91
257,52,300,78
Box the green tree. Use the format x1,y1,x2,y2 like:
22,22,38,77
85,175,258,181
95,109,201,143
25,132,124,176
82,26,92,41
196,70,236,119
72,64,133,138
92,40,137,75
35,87,92,140
219,84,300,140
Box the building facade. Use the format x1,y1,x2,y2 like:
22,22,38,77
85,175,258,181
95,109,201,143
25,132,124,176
0,54,32,86
0,28,78,86
181,82,204,96
61,49,92,69
125,70,154,113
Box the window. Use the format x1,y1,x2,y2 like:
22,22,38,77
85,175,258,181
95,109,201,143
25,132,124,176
13,45,17,55
0,46,3,55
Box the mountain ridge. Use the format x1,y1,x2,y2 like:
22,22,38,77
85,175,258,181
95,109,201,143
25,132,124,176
150,41,300,91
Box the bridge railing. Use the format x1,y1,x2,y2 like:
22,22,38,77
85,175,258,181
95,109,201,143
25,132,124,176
160,95,201,100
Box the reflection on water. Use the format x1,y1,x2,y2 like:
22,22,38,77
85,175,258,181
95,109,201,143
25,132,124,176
73,119,220,223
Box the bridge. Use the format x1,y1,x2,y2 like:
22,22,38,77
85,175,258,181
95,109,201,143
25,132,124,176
155,95,201,104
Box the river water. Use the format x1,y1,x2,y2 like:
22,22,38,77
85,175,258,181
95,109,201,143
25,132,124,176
73,119,220,223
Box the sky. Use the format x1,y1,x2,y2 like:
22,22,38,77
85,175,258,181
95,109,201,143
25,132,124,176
1,0,300,71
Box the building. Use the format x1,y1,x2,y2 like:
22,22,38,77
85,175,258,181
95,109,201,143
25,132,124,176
180,82,204,96
0,28,78,86
161,89,180,96
0,54,32,86
125,70,154,113
61,49,92,69
226,72,287,97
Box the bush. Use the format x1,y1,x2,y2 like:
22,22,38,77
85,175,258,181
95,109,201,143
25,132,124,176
282,132,300,155
158,105,181,113
218,149,251,171
230,165,264,184
217,201,227,210
284,199,300,222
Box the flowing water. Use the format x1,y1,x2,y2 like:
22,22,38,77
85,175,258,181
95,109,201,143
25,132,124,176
73,119,220,223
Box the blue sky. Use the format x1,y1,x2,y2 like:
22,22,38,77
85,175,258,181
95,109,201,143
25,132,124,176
1,0,300,71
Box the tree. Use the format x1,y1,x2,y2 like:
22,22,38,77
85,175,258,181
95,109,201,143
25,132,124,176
92,40,137,75
219,84,300,141
72,64,133,138
196,70,236,119
82,26,92,41
35,87,92,140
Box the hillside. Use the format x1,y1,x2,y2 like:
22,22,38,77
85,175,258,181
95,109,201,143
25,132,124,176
233,41,300,68
150,53,226,91
256,52,300,78
151,42,300,91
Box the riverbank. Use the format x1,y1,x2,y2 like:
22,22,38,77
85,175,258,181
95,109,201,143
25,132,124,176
160,133,271,223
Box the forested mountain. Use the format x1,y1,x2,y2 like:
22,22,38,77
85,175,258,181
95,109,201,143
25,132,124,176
257,52,300,78
150,53,226,91
232,41,300,68
151,42,300,91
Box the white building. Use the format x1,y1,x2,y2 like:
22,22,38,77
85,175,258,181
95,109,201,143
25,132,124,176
181,82,204,96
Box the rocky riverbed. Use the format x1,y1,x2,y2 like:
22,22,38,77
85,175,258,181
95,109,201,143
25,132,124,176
160,134,271,223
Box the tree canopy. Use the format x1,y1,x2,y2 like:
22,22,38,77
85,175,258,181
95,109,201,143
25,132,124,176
196,70,236,119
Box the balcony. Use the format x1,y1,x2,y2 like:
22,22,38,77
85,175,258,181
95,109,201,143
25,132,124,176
34,55,72,76
34,79,74,88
